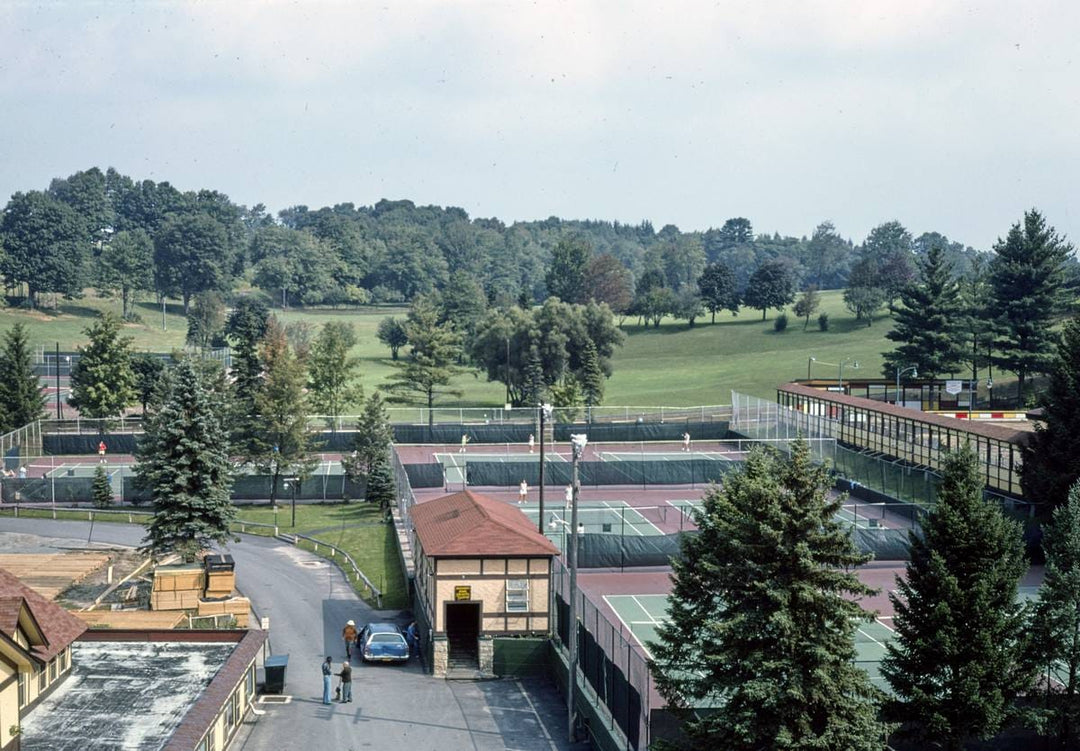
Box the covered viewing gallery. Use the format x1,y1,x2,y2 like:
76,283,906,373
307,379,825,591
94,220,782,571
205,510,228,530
776,383,1029,499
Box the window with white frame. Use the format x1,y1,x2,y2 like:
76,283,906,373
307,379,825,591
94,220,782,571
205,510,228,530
506,579,529,613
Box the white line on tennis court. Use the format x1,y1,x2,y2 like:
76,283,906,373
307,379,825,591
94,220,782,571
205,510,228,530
631,594,666,625
603,596,655,652
596,500,664,535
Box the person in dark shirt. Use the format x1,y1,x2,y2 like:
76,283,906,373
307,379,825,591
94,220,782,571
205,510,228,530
337,660,353,702
321,656,333,705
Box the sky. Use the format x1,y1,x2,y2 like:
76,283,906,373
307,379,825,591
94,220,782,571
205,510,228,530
1,1,1077,250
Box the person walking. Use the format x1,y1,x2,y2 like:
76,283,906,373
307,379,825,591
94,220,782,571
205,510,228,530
682,432,691,452
460,434,469,453
406,621,419,658
342,620,357,659
337,660,353,702
519,479,528,504
528,434,535,453
321,656,333,705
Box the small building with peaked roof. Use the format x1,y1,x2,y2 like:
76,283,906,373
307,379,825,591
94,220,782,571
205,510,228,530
410,490,559,677
0,567,87,750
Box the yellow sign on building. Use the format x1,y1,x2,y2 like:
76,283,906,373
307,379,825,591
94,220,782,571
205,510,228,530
454,585,471,601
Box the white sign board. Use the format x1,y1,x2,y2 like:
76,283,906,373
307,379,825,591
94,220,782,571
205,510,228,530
945,380,963,396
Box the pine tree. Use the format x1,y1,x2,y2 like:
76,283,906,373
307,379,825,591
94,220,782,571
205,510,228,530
958,256,993,384
1022,316,1080,512
882,244,965,381
68,312,137,421
91,464,112,509
343,392,395,483
1030,480,1080,747
990,209,1071,402
139,359,235,561
578,339,604,417
225,297,269,456
650,441,889,750
0,323,47,432
881,445,1032,749
520,345,546,408
252,319,317,506
364,450,396,519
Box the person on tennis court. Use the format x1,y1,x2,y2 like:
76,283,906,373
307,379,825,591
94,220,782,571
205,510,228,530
564,484,573,506
459,434,469,453
98,440,107,462
519,479,528,504
682,432,691,452
528,434,535,453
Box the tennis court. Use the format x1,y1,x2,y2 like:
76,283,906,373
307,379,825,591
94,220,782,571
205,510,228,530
605,592,895,690
597,451,737,462
666,498,887,530
520,500,664,538
42,462,121,478
435,451,568,484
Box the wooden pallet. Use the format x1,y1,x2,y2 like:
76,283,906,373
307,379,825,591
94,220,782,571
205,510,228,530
0,552,111,600
76,610,185,629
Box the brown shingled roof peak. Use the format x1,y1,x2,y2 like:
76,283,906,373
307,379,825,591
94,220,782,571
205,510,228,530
411,490,560,557
0,567,87,663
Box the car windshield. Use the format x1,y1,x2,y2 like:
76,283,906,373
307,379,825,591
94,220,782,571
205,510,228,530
370,633,405,644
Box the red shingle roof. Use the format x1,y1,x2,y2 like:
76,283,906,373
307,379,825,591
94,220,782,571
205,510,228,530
0,567,87,663
778,382,1031,444
412,490,560,557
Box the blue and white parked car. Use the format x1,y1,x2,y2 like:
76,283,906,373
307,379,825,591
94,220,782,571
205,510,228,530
358,622,410,664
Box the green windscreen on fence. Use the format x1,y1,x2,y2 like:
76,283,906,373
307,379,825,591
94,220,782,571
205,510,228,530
403,463,444,488
464,459,740,487
553,420,729,443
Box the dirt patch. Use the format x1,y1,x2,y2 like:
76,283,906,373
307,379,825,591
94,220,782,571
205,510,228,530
56,550,151,610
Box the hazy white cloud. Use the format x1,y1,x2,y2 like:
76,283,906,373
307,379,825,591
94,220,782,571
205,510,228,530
0,0,1077,247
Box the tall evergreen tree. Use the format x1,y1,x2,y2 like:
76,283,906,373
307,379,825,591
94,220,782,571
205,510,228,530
139,360,235,561
882,245,965,381
131,353,167,415
384,301,465,427
68,312,136,421
0,323,47,432
343,391,395,482
364,449,396,519
989,209,1071,401
958,255,994,384
579,339,604,416
91,464,112,509
1030,480,1080,747
1022,316,1080,511
225,297,270,455
252,319,317,506
882,445,1032,749
520,345,546,408
650,441,889,750
308,321,363,431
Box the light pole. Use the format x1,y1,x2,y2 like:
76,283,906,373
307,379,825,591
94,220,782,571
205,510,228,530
895,365,918,406
838,358,859,391
566,432,587,743
986,377,994,409
537,402,553,535
55,343,62,419
807,356,816,380
284,476,299,527
547,515,585,555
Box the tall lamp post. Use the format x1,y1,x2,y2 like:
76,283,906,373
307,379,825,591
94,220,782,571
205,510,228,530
566,432,587,743
807,356,816,380
838,358,859,391
537,402,553,535
284,476,299,527
895,365,918,406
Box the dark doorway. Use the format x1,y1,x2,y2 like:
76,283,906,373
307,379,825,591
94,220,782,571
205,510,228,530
445,602,481,670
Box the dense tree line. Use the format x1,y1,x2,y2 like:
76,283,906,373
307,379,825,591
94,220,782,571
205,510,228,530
1,166,999,323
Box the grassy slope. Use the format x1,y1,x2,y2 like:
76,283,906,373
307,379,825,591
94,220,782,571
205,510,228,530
2,289,893,405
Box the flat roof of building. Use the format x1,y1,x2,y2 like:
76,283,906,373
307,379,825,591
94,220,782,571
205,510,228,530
20,639,236,751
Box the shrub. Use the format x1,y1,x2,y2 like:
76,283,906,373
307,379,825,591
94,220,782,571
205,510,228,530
773,313,789,333
818,312,830,331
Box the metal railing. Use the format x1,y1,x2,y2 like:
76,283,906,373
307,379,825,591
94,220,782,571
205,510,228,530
279,532,383,607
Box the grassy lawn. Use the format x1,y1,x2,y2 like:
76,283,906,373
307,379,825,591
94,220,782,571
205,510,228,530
4,288,894,406
0,500,407,610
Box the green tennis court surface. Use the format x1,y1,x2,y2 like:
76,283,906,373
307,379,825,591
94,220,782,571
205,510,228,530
606,592,895,690
520,501,663,538
597,451,737,462
667,498,888,530
42,463,122,478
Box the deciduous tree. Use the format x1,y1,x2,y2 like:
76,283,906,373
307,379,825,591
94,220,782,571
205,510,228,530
698,262,740,323
308,322,363,431
0,190,88,306
376,317,409,361
742,260,796,320
96,229,155,319
384,301,466,426
793,286,821,330
545,236,591,304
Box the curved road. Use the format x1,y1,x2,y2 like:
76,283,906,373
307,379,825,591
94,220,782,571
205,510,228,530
0,518,589,751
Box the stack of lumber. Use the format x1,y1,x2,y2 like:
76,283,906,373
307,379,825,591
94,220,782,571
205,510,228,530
0,552,110,600
150,564,205,611
204,568,235,599
76,610,185,629
196,596,250,628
